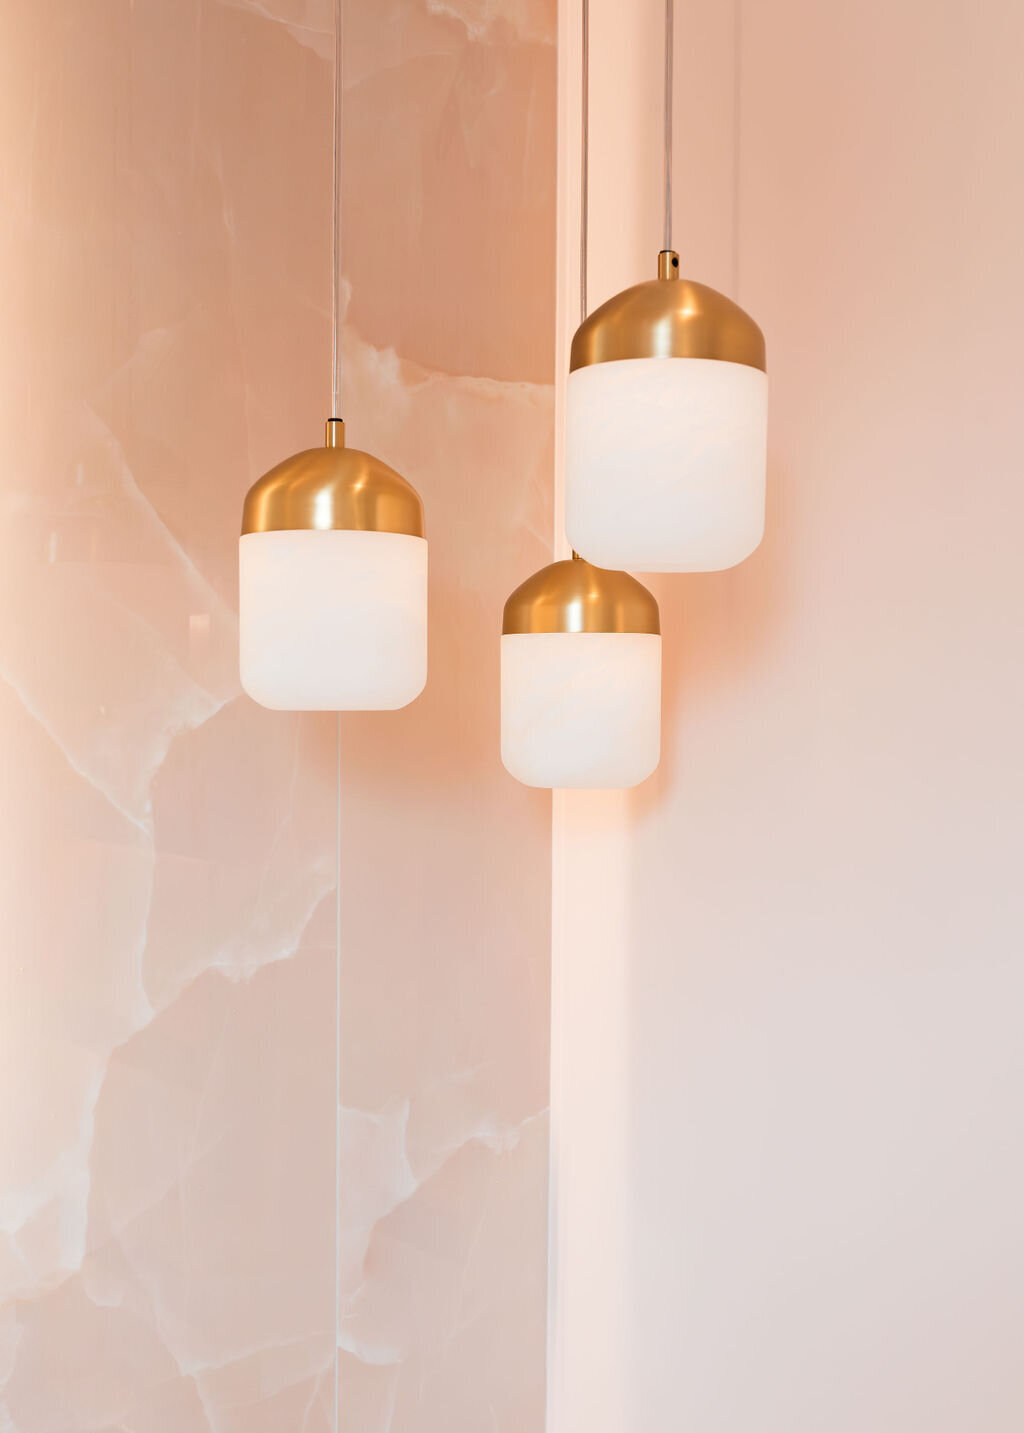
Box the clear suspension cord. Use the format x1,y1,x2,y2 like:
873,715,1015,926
331,0,343,417
663,0,674,251
580,0,589,325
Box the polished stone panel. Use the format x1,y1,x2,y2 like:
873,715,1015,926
0,0,554,1427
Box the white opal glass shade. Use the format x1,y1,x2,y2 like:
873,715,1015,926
501,632,661,789
239,529,427,711
565,357,768,572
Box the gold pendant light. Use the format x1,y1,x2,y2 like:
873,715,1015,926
499,0,662,792
501,556,661,790
564,0,768,574
238,0,427,712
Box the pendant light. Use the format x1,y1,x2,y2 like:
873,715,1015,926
501,556,661,789
239,0,427,711
565,0,767,574
500,1,662,791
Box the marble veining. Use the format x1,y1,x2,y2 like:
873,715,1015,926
0,0,555,1428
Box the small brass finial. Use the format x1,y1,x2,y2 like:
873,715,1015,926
325,418,345,448
658,250,680,280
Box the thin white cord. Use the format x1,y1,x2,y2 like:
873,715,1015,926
664,0,674,251
580,0,589,324
331,0,343,417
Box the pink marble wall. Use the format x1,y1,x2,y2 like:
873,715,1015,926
0,1,554,1428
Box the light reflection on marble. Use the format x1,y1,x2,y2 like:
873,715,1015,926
0,0,554,1428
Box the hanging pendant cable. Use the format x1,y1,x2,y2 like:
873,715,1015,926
580,0,589,325
330,0,344,418
663,0,674,251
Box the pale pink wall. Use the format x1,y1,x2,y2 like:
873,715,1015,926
0,1,555,1428
554,0,1024,1429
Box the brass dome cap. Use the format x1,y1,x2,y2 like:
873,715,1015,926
502,556,660,636
569,251,765,373
241,420,424,538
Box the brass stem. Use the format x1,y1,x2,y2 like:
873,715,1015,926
658,249,680,280
325,418,345,448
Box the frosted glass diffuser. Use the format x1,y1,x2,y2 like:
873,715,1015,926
566,356,767,571
240,529,427,711
501,632,660,789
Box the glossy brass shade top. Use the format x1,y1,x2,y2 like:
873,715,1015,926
241,420,425,538
569,250,766,373
502,555,660,636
